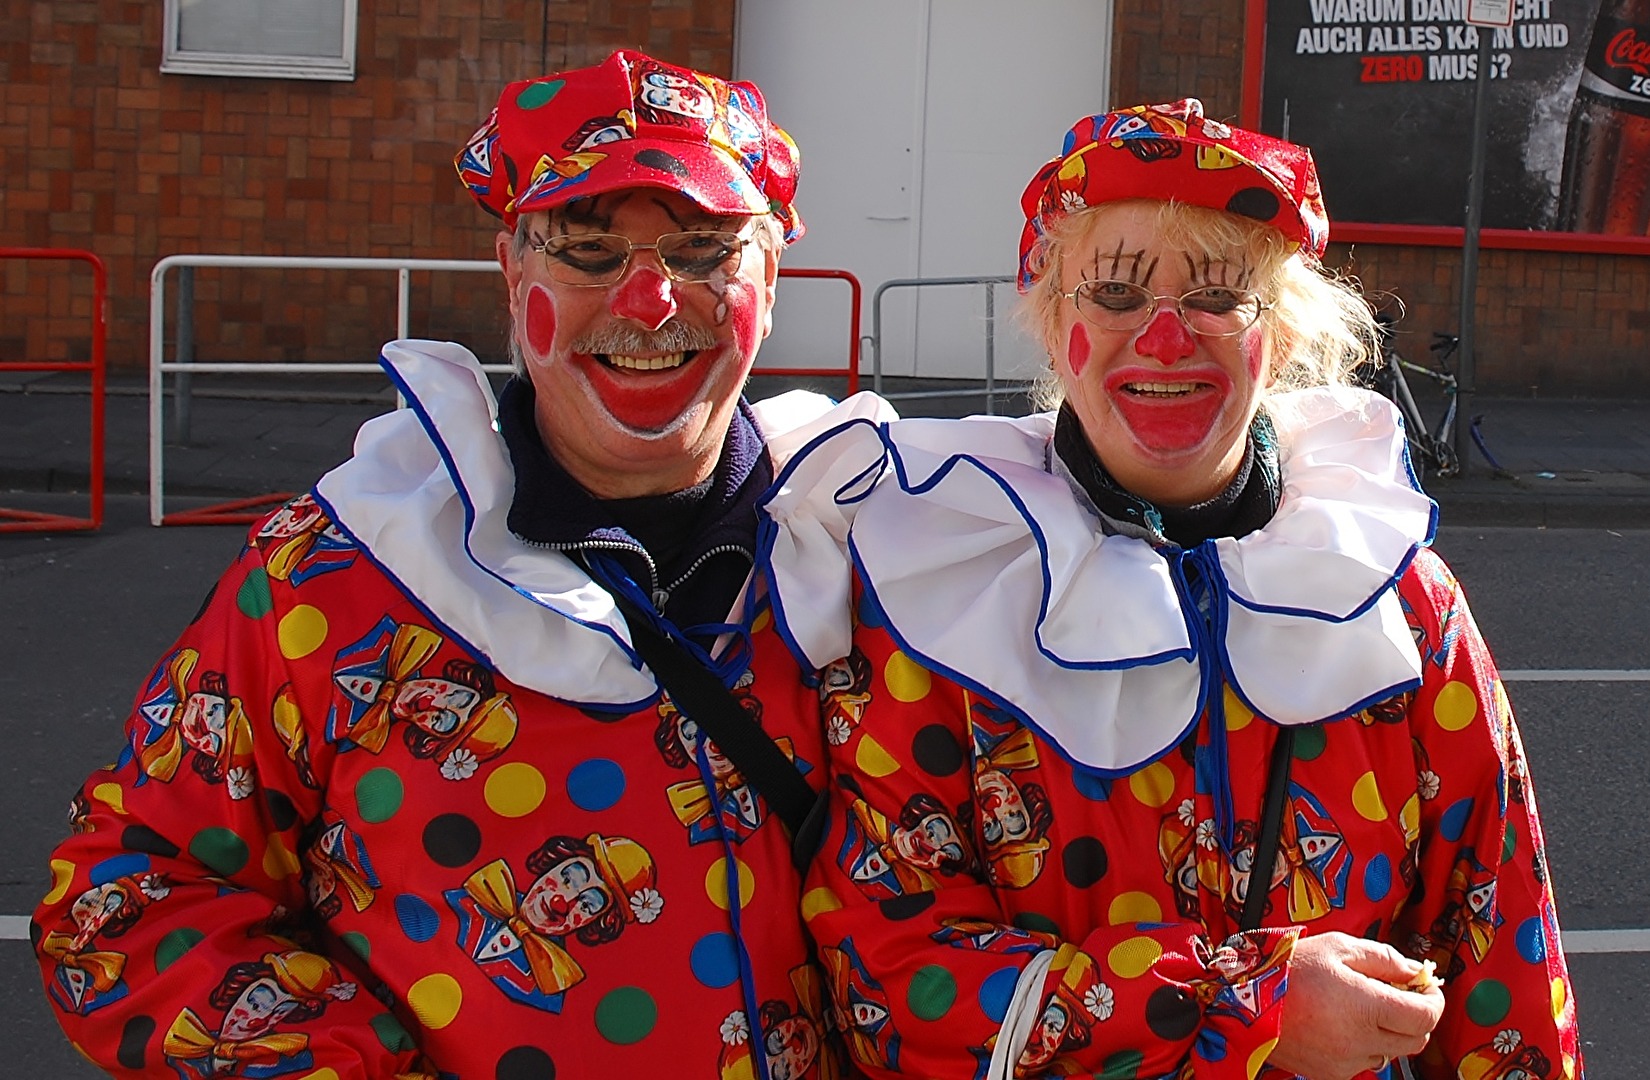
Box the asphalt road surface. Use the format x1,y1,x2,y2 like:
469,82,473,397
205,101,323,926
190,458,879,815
3,495,1645,1077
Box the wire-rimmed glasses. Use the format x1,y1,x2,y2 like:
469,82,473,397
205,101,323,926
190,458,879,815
1063,279,1270,337
530,230,749,286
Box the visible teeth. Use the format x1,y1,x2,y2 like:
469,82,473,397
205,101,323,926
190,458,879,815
606,352,686,371
1125,381,1201,395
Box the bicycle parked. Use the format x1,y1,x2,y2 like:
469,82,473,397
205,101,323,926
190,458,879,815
1356,304,1508,485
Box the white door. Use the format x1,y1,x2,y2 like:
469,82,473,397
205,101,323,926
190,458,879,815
735,0,1113,386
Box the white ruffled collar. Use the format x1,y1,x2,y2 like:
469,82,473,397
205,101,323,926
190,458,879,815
315,340,891,708
761,387,1436,773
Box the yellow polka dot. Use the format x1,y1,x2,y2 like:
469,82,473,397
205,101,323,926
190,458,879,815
1224,689,1255,731
1551,976,1567,1020
1433,679,1478,731
277,605,329,660
1247,1038,1280,1079
1563,1052,1577,1078
406,972,462,1029
1128,762,1175,808
751,608,772,635
1352,771,1388,821
484,762,546,818
1107,891,1163,926
295,1070,340,1080
705,856,756,910
1399,792,1421,845
854,734,900,778
883,651,932,702
44,859,75,904
92,782,125,815
262,835,301,880
1106,936,1163,979
802,886,842,923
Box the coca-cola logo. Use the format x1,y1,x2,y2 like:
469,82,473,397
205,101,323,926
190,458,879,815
1604,28,1650,76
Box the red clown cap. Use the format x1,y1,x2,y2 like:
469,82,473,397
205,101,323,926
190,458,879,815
456,50,803,243
1017,99,1328,292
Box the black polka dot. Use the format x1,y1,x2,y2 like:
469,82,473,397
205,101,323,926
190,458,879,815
1013,911,1062,937
28,919,41,948
1363,919,1383,940
911,724,966,777
423,814,483,868
263,789,299,832
635,149,690,180
879,893,936,921
1226,187,1282,224
1061,837,1108,888
121,825,180,859
497,1045,556,1080
580,706,628,724
189,583,218,626
1145,984,1200,1041
117,1014,156,1070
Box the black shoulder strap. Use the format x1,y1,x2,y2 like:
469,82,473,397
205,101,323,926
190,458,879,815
613,593,826,870
1240,726,1297,933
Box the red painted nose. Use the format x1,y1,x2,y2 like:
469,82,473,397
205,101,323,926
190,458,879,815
1134,308,1196,364
609,266,678,331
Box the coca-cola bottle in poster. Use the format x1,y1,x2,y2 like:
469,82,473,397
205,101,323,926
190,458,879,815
1556,0,1650,234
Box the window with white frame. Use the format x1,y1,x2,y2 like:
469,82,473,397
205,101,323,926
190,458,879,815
162,0,357,81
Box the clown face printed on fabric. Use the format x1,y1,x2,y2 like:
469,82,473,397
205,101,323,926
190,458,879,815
220,976,303,1042
177,679,232,760
519,855,614,937
303,815,380,919
820,648,873,746
164,954,354,1077
889,795,969,873
391,677,481,736
1456,1029,1551,1079
976,769,1032,848
564,114,634,153
1430,849,1502,980
1019,999,1078,1072
760,1000,823,1080
67,879,153,949
821,939,901,1071
637,65,716,122
253,494,355,584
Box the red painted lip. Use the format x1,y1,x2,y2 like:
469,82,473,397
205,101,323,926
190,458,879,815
1102,366,1233,453
578,346,720,432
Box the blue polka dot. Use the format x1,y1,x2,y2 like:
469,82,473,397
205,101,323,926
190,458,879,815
1193,745,1215,795
1195,1025,1229,1061
1515,916,1546,964
690,933,741,989
567,759,626,812
979,966,1018,1024
1364,854,1392,903
1072,768,1112,801
90,853,151,886
395,893,440,943
1439,797,1475,843
857,590,885,629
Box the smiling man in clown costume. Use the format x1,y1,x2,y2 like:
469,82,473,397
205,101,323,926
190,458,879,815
34,49,890,1077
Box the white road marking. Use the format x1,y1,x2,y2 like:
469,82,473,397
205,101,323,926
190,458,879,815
0,916,29,941
1501,669,1650,681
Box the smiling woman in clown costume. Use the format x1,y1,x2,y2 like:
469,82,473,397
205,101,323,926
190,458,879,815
762,100,1581,1079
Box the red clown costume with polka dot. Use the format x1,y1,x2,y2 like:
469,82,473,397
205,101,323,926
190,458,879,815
759,101,1581,1079
33,52,892,1078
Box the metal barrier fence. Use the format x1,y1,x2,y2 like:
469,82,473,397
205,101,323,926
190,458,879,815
869,275,1029,416
149,255,863,526
0,247,107,533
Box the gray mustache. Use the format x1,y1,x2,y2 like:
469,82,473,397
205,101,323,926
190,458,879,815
571,320,717,355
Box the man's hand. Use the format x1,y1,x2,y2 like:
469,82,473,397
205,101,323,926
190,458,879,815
1266,931,1446,1080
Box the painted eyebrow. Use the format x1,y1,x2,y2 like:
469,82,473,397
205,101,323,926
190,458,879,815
1180,252,1256,288
653,196,738,231
1093,240,1158,284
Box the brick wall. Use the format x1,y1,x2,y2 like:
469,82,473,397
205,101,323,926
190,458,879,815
0,0,736,372
1110,0,1650,396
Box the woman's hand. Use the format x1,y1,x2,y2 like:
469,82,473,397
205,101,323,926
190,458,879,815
1266,931,1445,1079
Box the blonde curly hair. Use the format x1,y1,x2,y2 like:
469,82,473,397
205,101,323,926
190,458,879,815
1021,199,1378,408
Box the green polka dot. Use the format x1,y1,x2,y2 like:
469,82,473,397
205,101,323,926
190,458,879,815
595,986,657,1044
516,79,565,109
1098,1049,1144,1078
1293,725,1327,761
236,568,273,619
188,827,249,876
356,768,405,824
154,928,205,972
371,1011,416,1053
341,931,371,960
1012,911,1061,936
1503,821,1517,864
907,965,957,1020
1465,978,1512,1026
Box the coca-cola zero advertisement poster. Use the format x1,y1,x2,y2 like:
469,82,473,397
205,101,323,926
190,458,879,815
1250,0,1650,238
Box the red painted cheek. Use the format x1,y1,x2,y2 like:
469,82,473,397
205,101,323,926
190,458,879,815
721,278,762,359
1066,323,1091,378
1243,332,1265,382
609,268,678,331
525,284,557,359
1133,309,1197,364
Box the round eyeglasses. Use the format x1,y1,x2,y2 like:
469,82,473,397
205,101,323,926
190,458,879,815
531,230,749,286
1063,279,1270,337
